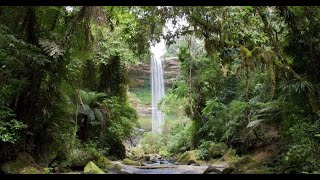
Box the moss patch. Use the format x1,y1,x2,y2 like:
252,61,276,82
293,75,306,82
122,158,141,166
208,143,228,159
178,150,198,165
109,163,122,172
138,117,152,131
94,155,110,172
1,153,43,174
83,161,105,174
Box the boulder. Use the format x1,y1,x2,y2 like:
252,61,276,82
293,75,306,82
138,155,150,162
221,167,236,174
108,163,122,173
83,161,105,174
203,166,222,174
149,154,161,161
122,158,141,166
178,150,198,165
149,153,162,163
1,153,43,174
222,149,237,162
107,139,126,160
18,166,42,174
191,163,200,166
208,143,229,159
94,155,110,172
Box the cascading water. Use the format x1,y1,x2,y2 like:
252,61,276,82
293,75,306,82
149,18,187,134
151,52,165,134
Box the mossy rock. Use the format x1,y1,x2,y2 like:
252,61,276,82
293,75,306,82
178,150,198,165
1,153,43,174
108,163,122,172
203,166,222,174
1,160,25,174
229,155,263,173
18,166,42,174
1,162,43,174
208,143,229,159
83,161,105,174
43,167,53,174
244,167,272,174
122,158,141,166
94,155,110,172
221,167,236,174
222,149,237,162
137,155,150,162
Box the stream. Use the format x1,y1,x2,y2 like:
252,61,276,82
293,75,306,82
109,159,226,174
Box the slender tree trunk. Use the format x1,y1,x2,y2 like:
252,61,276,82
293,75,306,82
72,90,79,149
188,35,193,117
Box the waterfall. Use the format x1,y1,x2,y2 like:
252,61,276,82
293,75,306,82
151,56,165,134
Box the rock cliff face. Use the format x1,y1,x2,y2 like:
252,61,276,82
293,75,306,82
128,57,181,128
163,57,181,88
128,57,181,89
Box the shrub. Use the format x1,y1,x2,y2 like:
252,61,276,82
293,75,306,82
197,141,229,160
139,132,165,154
281,120,320,173
167,121,193,154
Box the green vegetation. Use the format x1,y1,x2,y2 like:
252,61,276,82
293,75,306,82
130,87,151,106
137,117,152,131
154,6,320,174
0,6,163,173
83,161,105,174
122,158,141,166
1,6,320,174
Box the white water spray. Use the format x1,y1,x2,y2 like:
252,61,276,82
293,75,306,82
151,40,165,134
149,18,187,133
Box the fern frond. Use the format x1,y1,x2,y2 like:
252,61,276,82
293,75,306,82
39,38,64,58
78,104,95,121
93,108,105,124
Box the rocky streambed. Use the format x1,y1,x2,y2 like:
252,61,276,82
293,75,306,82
107,156,227,174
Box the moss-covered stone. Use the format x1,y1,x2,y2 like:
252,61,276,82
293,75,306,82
1,161,43,174
109,163,122,172
222,149,236,161
122,158,141,166
226,155,264,174
83,161,105,174
208,143,229,159
221,167,236,174
1,153,43,174
137,155,151,162
94,155,110,172
1,160,25,174
244,167,273,174
18,166,42,174
178,150,198,165
203,166,222,174
43,167,53,174
234,156,259,169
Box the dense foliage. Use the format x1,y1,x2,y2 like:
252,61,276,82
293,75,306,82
0,6,319,174
156,6,320,173
0,6,165,172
